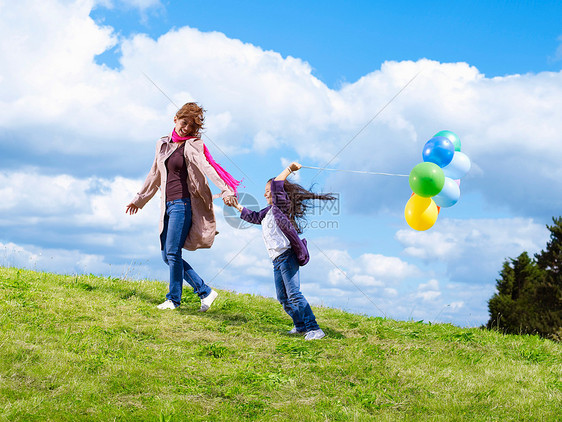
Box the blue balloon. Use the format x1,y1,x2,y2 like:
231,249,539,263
422,136,455,168
433,177,460,208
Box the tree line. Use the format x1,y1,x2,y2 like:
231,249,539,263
487,217,562,341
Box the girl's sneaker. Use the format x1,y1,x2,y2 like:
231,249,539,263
288,326,305,335
304,329,325,340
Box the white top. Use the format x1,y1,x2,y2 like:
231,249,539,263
261,208,291,261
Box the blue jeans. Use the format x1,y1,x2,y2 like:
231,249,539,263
160,198,212,306
273,249,319,332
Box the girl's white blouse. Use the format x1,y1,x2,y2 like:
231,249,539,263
261,208,291,261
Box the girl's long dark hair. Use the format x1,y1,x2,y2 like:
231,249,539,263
276,179,336,234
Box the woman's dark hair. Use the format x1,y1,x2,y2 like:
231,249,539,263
272,179,336,234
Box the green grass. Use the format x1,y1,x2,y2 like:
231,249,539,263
0,266,560,421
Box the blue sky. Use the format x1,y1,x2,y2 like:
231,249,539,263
92,0,562,85
1,0,562,327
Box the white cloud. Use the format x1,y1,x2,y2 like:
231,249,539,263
117,0,161,10
0,170,157,229
94,0,162,13
358,253,419,280
310,247,419,287
0,170,162,266
396,217,549,284
384,287,398,297
418,279,439,291
0,0,116,115
417,290,441,301
416,279,441,302
0,240,138,277
450,301,464,310
353,274,384,288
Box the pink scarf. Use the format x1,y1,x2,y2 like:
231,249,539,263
171,129,196,143
171,129,241,195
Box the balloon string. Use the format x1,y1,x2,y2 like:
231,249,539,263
301,165,409,177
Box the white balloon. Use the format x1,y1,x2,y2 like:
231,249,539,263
443,151,471,179
434,177,460,207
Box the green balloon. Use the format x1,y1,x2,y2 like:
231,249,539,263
409,162,445,197
434,130,461,151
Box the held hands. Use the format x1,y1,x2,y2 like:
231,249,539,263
225,196,243,212
223,195,237,207
223,195,242,212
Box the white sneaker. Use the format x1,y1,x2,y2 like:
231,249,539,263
305,329,325,340
157,299,179,310
288,326,305,335
199,290,218,312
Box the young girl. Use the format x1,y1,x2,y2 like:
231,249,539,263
232,162,335,340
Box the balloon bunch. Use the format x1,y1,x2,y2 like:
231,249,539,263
404,130,470,231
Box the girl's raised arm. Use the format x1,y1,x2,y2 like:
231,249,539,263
275,162,302,181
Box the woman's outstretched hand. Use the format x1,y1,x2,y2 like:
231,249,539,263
125,203,139,215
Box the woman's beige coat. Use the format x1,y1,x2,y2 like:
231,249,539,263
131,135,234,251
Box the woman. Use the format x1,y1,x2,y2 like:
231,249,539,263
126,102,238,311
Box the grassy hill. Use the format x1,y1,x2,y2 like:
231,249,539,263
0,266,560,421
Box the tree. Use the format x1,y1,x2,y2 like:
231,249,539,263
487,252,544,334
487,217,562,341
533,217,562,340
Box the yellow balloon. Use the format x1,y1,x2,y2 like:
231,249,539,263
404,194,439,231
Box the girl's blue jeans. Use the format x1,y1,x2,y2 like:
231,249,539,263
160,198,211,306
273,249,320,332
